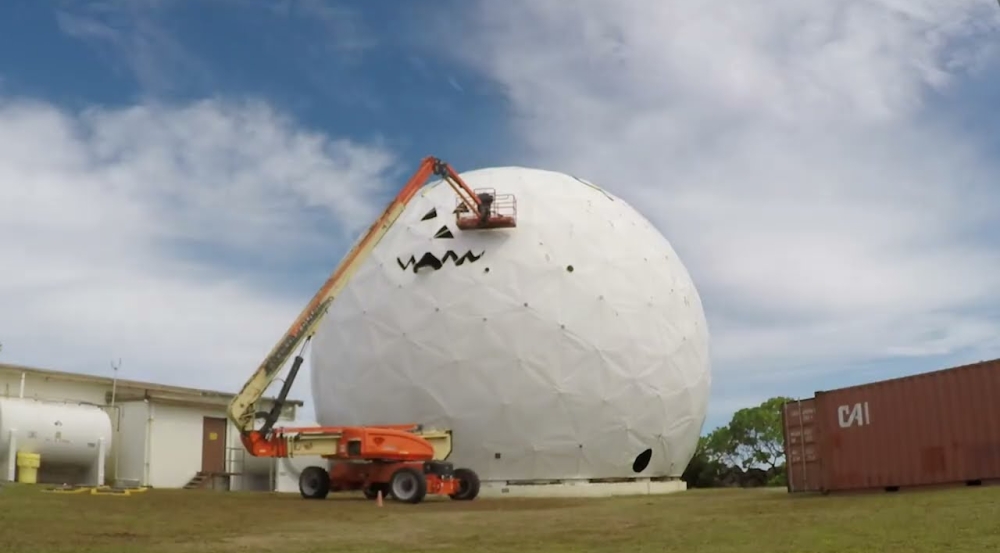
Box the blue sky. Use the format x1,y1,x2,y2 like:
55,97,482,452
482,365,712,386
1,0,999,433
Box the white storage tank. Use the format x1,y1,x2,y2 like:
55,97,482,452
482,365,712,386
0,397,113,485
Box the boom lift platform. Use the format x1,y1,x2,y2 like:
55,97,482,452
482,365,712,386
225,156,516,504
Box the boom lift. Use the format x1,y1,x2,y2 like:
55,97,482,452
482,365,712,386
225,156,516,504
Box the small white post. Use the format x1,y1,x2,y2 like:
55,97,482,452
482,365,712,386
6,430,16,482
96,437,106,486
18,372,25,398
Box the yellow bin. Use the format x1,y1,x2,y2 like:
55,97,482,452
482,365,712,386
16,452,41,484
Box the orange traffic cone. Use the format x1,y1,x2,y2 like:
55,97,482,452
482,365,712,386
376,489,383,507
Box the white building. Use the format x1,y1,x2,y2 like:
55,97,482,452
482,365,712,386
310,165,710,497
0,362,309,491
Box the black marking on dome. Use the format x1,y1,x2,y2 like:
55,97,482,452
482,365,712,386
397,250,484,273
421,208,438,221
433,225,454,239
571,175,615,201
632,448,652,473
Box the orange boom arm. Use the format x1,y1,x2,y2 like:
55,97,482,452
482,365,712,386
222,156,516,503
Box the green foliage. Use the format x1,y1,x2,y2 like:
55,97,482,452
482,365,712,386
703,425,739,466
726,396,793,470
681,436,724,488
682,395,795,488
768,466,788,487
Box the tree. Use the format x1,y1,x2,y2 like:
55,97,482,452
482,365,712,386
703,425,741,467
681,395,794,488
681,435,724,488
725,396,793,471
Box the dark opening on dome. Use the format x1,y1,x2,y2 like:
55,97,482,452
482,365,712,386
632,448,652,473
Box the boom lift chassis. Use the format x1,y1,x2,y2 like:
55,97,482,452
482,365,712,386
225,156,516,504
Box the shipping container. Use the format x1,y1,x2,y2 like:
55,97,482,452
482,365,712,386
782,358,1000,493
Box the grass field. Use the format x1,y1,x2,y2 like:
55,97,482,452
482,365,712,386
1,483,998,553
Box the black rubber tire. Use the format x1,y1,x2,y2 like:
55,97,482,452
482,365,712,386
389,467,427,504
299,466,331,500
449,468,480,501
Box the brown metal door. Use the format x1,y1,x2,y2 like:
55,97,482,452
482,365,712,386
783,398,823,492
201,417,227,473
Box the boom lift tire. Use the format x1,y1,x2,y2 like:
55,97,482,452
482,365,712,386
299,466,331,500
389,467,428,504
449,467,481,501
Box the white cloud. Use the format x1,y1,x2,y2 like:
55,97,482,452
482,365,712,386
0,95,397,420
448,0,1000,382
54,4,215,97
270,0,379,59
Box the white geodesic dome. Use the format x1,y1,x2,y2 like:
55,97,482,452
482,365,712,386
310,166,711,482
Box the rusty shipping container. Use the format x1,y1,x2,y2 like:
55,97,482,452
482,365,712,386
782,358,1000,493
